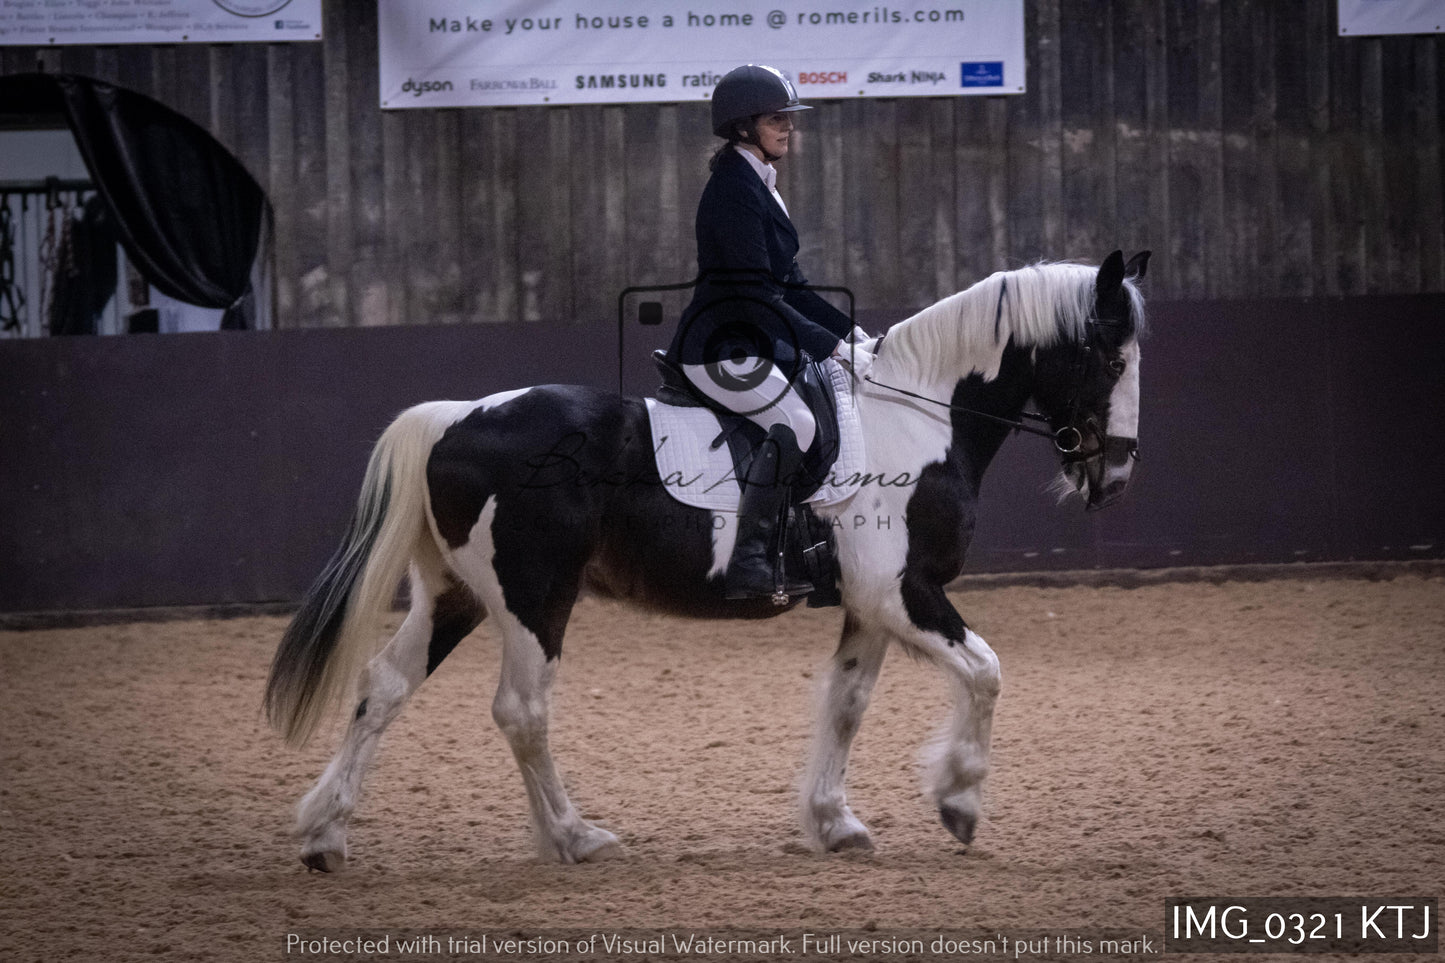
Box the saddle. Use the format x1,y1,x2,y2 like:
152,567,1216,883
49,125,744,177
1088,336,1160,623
652,350,842,496
651,349,842,607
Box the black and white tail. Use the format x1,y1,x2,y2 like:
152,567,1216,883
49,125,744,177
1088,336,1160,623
264,401,473,746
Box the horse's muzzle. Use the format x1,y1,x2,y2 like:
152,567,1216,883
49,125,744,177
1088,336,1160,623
1084,436,1138,512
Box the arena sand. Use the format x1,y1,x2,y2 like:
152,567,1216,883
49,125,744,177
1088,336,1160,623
1,573,1441,962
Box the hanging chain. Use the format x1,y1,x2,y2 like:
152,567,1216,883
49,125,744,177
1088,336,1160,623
36,186,82,330
0,201,25,333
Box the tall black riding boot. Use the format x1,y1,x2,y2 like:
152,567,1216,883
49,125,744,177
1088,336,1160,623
725,424,812,603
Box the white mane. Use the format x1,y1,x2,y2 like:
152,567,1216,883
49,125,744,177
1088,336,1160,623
873,262,1142,388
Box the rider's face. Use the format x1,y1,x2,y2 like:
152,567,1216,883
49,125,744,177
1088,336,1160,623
752,112,794,159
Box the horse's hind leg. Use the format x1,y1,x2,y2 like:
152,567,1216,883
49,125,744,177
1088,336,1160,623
443,495,616,864
295,569,484,872
801,614,889,852
489,600,620,864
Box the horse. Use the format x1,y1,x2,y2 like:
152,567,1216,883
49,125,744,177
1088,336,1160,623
264,250,1150,869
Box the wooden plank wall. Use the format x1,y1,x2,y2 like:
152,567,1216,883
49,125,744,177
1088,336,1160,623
3,0,1441,328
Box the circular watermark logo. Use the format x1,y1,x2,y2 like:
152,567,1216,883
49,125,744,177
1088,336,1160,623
676,292,803,418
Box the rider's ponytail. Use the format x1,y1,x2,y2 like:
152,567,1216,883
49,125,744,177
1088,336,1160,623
710,118,758,172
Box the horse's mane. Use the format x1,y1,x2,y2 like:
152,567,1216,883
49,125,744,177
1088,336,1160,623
875,261,1144,387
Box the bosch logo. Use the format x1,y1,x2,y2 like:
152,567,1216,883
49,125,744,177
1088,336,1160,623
401,78,455,97
798,71,848,85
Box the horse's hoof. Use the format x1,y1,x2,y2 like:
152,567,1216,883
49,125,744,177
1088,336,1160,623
939,806,976,845
827,831,875,853
566,826,622,864
301,849,346,873
807,807,873,853
577,839,622,863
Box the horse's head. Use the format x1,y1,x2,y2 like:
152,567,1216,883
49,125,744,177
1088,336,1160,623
1031,250,1148,511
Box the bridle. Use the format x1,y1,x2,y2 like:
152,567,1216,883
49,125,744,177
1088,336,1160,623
860,280,1140,463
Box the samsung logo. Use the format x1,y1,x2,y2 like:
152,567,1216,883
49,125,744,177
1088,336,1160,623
575,73,667,90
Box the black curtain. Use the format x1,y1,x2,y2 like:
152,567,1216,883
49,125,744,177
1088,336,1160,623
50,75,268,331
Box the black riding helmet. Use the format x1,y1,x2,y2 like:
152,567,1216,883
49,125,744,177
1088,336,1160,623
711,64,811,137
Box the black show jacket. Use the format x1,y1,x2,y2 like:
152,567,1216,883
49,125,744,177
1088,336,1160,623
669,148,852,379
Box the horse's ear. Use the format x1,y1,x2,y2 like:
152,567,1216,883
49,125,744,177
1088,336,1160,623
1097,250,1126,296
1124,250,1151,281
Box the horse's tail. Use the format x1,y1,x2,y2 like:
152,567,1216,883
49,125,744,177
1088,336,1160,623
264,400,473,747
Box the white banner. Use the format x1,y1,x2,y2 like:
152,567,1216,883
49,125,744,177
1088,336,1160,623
378,0,1024,109
0,0,322,46
1338,0,1443,36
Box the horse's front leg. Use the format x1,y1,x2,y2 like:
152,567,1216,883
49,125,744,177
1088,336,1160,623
892,582,1001,846
801,614,889,852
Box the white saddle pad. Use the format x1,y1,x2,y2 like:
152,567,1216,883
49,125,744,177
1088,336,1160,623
645,360,866,513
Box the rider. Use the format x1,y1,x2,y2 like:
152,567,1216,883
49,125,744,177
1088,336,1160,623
668,64,868,600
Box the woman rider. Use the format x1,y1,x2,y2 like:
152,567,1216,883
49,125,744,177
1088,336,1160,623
667,64,867,601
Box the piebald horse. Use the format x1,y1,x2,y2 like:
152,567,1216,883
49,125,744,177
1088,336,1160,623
265,251,1149,868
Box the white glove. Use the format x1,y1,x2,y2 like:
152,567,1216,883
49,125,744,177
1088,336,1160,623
847,325,872,343
834,342,875,380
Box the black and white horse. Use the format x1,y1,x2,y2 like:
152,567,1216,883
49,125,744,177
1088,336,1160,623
265,251,1149,869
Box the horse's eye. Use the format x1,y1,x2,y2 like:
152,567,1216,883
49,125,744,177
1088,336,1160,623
1108,359,1127,377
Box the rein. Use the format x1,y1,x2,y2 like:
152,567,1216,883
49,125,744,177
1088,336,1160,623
861,373,1084,454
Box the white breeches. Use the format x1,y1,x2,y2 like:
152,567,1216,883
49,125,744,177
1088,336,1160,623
682,360,817,452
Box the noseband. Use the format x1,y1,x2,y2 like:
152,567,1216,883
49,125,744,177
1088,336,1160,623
862,281,1140,462
1051,314,1140,464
